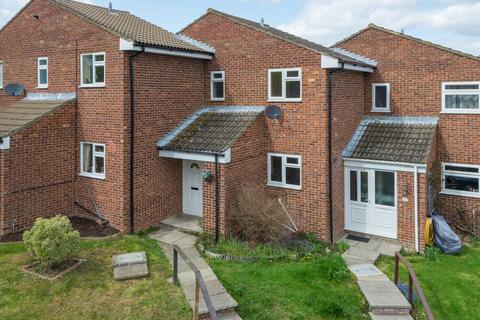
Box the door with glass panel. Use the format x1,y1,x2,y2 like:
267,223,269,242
345,168,397,239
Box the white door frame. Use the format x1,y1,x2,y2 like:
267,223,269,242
345,166,397,239
182,160,203,217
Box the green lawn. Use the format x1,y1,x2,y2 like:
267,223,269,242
0,234,191,320
208,254,368,319
377,245,480,320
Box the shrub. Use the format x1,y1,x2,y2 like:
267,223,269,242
229,186,290,244
23,215,81,270
423,245,441,262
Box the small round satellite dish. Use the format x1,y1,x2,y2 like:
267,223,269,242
5,83,25,96
265,105,282,120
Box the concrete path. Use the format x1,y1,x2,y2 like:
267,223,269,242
341,237,413,320
161,214,202,233
149,226,241,320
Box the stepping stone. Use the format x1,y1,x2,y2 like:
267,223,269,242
112,251,149,280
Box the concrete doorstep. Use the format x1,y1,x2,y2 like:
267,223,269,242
149,227,242,319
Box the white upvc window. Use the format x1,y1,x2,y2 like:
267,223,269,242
268,68,302,102
80,142,106,179
37,57,48,88
267,153,301,190
372,83,390,112
0,62,3,89
211,71,225,101
80,52,105,87
441,163,480,198
442,82,480,114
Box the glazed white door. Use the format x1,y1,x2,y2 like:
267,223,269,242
345,168,397,239
183,160,203,217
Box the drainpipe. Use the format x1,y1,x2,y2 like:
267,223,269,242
414,164,419,252
129,46,145,234
327,63,344,244
214,154,220,244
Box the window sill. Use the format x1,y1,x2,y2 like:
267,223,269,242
79,84,106,88
440,190,480,199
79,173,105,180
440,110,480,115
371,109,391,113
210,98,225,102
36,86,48,89
267,183,302,191
268,99,302,103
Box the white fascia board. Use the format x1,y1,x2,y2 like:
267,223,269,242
344,158,426,173
119,38,212,60
320,54,374,73
159,149,231,164
0,136,11,150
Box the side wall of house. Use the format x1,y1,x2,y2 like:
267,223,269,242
331,71,366,240
183,13,332,240
1,103,76,234
131,53,205,231
338,27,480,233
0,0,130,232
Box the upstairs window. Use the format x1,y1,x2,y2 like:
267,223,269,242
80,142,106,179
81,52,105,87
441,163,480,198
372,83,390,112
37,57,48,88
0,62,3,89
268,153,301,190
268,68,302,102
442,82,480,113
211,71,225,101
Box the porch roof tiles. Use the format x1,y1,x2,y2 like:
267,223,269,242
343,116,438,164
158,106,265,154
0,97,75,138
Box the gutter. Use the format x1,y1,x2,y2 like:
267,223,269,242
129,46,145,234
327,62,344,244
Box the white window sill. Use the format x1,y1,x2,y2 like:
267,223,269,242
267,182,302,191
440,190,480,199
268,99,302,103
440,110,480,115
211,98,225,102
79,84,106,88
371,109,391,113
36,86,48,89
79,173,105,180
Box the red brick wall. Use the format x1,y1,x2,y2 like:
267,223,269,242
1,103,76,235
131,53,205,231
331,71,366,240
338,27,480,235
183,12,332,240
0,0,130,232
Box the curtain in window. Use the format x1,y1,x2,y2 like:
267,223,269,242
83,143,93,173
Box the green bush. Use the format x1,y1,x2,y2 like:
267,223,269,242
23,215,81,270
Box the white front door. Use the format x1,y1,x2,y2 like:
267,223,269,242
345,168,397,239
183,160,203,217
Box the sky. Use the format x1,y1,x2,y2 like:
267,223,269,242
1,0,480,55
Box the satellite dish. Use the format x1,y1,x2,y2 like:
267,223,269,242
265,105,282,120
5,83,25,96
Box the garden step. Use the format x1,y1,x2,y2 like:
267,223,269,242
369,312,413,320
358,277,411,315
217,310,243,320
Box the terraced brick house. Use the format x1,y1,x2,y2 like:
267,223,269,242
1,0,478,251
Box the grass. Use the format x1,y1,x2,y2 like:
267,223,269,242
377,244,480,320
0,234,191,320
207,252,367,319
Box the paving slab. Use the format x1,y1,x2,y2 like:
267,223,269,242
369,312,413,320
377,242,403,257
358,279,411,309
349,263,384,278
112,252,147,267
113,263,149,280
161,214,202,233
192,292,238,314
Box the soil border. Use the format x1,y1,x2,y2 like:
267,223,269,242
21,259,86,281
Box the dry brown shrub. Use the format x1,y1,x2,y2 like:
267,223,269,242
229,186,290,244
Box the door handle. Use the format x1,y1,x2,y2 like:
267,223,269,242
191,187,199,191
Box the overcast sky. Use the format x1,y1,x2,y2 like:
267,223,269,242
1,0,480,55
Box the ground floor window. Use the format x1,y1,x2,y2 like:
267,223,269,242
267,153,301,190
80,142,105,179
441,163,480,197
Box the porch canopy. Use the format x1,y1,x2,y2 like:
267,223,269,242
343,116,438,169
157,106,265,163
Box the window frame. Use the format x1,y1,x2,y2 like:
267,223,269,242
441,162,480,198
80,142,106,180
267,153,302,190
37,57,48,89
441,81,480,114
0,62,3,89
268,68,302,102
210,70,225,101
371,83,391,112
80,52,106,88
